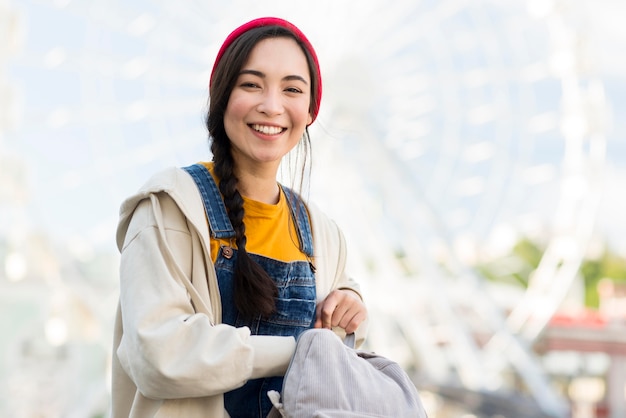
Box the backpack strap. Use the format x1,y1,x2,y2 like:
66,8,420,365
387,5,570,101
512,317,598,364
343,333,356,349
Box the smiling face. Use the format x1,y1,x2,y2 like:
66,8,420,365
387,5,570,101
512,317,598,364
223,37,313,173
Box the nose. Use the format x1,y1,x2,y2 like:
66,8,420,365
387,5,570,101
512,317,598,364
257,88,284,117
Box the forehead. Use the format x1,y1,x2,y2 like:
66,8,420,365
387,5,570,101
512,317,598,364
243,37,310,78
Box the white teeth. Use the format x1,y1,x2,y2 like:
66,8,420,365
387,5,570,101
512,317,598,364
252,124,283,135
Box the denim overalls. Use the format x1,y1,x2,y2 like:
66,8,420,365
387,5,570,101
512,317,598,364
183,164,316,417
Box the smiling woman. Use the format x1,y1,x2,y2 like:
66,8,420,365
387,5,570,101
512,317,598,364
223,37,313,179
111,17,368,418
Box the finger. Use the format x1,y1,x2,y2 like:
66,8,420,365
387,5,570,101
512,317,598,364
314,302,324,328
339,302,367,332
315,300,333,329
318,297,339,329
330,301,350,328
343,310,367,334
336,305,358,330
320,306,336,329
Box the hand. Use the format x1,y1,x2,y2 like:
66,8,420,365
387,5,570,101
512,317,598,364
314,289,367,334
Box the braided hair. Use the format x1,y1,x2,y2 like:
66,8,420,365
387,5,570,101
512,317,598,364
207,26,319,319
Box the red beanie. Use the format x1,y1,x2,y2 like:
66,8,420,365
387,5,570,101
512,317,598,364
210,17,322,125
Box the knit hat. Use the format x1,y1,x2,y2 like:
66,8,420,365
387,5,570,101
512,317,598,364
210,17,322,124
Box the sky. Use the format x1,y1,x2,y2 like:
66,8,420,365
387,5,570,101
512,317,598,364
1,0,625,260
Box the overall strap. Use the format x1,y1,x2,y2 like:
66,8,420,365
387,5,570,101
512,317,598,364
281,186,314,259
182,164,235,239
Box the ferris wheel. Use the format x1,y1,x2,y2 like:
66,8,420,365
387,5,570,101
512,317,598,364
306,1,606,416
2,0,609,417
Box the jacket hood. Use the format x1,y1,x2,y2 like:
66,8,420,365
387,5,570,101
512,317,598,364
116,166,208,252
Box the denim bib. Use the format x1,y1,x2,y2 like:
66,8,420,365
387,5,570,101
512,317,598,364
183,164,316,417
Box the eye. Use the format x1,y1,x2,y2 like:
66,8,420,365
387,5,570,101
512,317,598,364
240,82,260,89
285,87,303,94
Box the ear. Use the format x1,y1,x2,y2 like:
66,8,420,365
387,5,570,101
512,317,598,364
307,112,313,125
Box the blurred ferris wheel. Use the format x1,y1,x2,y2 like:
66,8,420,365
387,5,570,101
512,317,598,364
1,0,612,416
310,2,607,417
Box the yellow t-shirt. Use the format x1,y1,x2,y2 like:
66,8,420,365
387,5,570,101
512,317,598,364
200,162,308,263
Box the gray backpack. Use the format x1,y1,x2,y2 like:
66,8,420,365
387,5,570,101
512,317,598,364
267,329,428,418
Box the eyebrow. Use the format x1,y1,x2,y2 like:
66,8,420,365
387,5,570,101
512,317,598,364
239,69,308,85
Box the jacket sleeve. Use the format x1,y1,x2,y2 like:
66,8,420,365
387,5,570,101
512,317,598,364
116,192,294,400
308,202,369,347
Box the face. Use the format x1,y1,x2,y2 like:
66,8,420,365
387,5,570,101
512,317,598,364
224,37,313,172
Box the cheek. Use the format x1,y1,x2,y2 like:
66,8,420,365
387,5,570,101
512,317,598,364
224,95,246,122
223,97,247,137
293,101,313,126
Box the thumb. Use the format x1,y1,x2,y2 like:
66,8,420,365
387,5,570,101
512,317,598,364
314,302,323,328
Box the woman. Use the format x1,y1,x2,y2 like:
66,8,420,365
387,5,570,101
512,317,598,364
111,17,368,418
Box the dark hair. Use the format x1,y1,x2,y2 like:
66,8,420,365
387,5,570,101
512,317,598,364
207,26,320,319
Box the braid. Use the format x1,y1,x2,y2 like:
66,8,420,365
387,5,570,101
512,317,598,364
211,138,277,319
205,25,322,319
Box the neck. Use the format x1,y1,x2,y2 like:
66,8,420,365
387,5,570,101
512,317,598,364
234,165,281,204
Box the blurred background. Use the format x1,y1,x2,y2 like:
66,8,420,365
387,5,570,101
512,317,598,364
1,0,625,417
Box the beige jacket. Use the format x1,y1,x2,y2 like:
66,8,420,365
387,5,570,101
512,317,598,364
111,167,367,418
